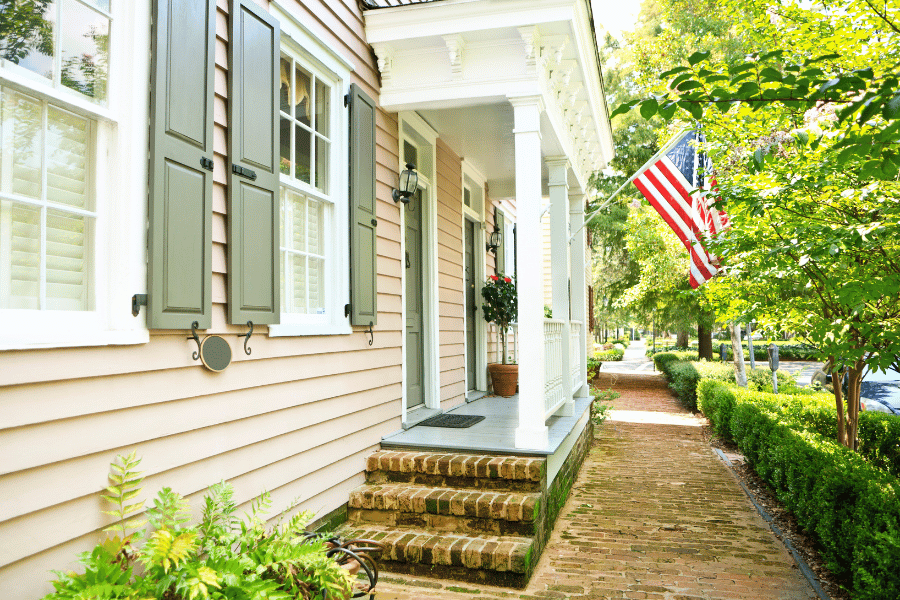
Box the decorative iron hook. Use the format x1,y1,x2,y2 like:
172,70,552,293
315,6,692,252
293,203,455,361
237,321,253,355
187,321,201,361
366,321,374,346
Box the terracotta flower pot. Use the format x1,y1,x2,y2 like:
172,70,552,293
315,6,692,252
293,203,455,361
488,363,519,397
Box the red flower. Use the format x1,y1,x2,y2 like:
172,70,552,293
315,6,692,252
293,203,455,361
504,277,511,283
489,275,499,281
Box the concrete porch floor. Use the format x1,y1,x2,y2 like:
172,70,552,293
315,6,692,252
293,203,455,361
381,394,592,457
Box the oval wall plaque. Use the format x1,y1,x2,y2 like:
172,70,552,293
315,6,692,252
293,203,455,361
199,335,232,372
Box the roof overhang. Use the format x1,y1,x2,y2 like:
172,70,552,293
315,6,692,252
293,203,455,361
364,0,614,196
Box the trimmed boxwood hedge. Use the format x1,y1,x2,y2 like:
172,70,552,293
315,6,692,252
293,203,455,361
594,347,624,361
653,353,801,410
698,380,900,599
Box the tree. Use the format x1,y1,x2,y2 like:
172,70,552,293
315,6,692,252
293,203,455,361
0,1,54,67
615,0,900,449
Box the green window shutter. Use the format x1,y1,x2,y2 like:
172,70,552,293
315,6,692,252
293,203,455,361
495,211,505,275
227,0,280,325
348,83,377,327
147,0,216,329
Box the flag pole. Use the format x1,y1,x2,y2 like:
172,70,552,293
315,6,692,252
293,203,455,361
568,128,690,243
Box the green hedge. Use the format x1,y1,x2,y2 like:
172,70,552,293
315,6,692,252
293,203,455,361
698,380,900,599
690,340,818,361
653,353,799,410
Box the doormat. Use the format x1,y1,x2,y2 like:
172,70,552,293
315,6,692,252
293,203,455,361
418,414,485,428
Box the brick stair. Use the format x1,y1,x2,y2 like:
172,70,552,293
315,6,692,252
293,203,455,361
337,450,549,588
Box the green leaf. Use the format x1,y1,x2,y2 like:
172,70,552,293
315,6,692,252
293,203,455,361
817,78,841,95
853,67,874,80
884,94,900,120
676,80,703,92
858,98,880,124
639,98,658,120
729,62,755,75
794,130,809,146
609,99,639,118
679,100,703,119
804,53,841,65
688,51,710,66
658,101,678,120
659,66,691,78
838,98,867,122
736,81,759,99
759,67,782,83
760,50,784,62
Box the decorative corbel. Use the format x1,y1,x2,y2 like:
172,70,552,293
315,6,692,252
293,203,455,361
518,26,542,74
443,35,465,80
372,44,394,87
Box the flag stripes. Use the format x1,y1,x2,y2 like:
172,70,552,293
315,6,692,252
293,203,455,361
631,130,728,288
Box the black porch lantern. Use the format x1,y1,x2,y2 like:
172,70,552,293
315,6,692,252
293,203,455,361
486,228,503,255
392,162,418,204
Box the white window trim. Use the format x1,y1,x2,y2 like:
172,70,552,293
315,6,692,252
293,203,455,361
268,4,353,338
0,1,150,351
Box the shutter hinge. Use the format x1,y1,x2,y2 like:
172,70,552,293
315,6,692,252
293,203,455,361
232,164,257,180
132,293,148,317
344,303,351,318
344,94,351,108
200,157,214,171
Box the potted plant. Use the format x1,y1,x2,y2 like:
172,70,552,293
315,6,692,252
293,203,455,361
481,272,518,396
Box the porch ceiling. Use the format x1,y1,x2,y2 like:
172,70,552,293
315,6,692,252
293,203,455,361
364,0,615,195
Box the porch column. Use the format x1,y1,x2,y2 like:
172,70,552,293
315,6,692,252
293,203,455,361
570,191,590,398
548,157,573,417
510,95,549,450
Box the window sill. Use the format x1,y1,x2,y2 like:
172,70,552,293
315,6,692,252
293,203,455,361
0,328,149,352
268,322,352,337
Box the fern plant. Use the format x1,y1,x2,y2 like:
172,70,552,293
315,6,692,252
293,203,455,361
101,451,147,544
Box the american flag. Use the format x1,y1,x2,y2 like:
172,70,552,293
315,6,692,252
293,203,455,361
632,130,729,288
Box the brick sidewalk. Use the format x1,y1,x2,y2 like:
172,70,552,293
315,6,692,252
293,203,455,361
372,373,817,600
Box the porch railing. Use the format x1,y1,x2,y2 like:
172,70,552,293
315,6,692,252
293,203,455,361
570,320,583,393
543,319,566,416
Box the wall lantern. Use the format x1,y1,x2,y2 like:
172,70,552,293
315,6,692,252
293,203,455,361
392,163,418,204
486,228,503,255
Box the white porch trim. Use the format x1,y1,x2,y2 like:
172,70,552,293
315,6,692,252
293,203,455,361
548,157,574,417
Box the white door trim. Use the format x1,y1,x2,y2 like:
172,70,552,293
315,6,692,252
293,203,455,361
461,161,488,394
399,111,440,424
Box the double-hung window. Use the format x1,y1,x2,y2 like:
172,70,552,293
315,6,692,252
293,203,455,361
0,1,149,349
270,5,352,336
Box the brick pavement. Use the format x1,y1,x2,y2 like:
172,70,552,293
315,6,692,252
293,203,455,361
372,372,817,600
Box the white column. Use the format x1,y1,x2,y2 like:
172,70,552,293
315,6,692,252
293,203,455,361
570,191,590,398
548,157,573,416
510,95,549,450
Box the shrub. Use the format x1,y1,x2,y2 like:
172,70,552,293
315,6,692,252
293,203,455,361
697,381,900,599
594,348,624,361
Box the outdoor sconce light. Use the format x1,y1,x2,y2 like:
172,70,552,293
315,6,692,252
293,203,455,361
486,229,503,254
392,163,418,204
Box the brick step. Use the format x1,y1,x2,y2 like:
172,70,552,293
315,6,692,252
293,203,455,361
365,450,545,492
347,483,540,536
337,523,535,588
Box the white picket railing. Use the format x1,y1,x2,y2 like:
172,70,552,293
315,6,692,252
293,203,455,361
570,320,583,393
543,319,566,416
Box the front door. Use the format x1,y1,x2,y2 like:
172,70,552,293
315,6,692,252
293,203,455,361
464,219,477,392
405,188,425,409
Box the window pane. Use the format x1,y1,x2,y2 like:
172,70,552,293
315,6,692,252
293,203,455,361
315,137,328,194
294,65,311,126
315,78,329,136
279,56,292,114
290,191,305,251
307,196,323,255
403,140,417,168
47,106,88,208
464,187,471,207
45,207,87,310
308,256,324,315
83,0,110,12
4,202,41,309
294,124,310,184
11,93,43,200
60,0,110,101
279,117,290,175
291,253,307,313
0,0,56,80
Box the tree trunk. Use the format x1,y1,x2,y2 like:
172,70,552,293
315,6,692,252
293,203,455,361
729,322,747,387
501,328,508,365
698,324,713,360
676,329,690,348
847,360,865,451
831,357,848,447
